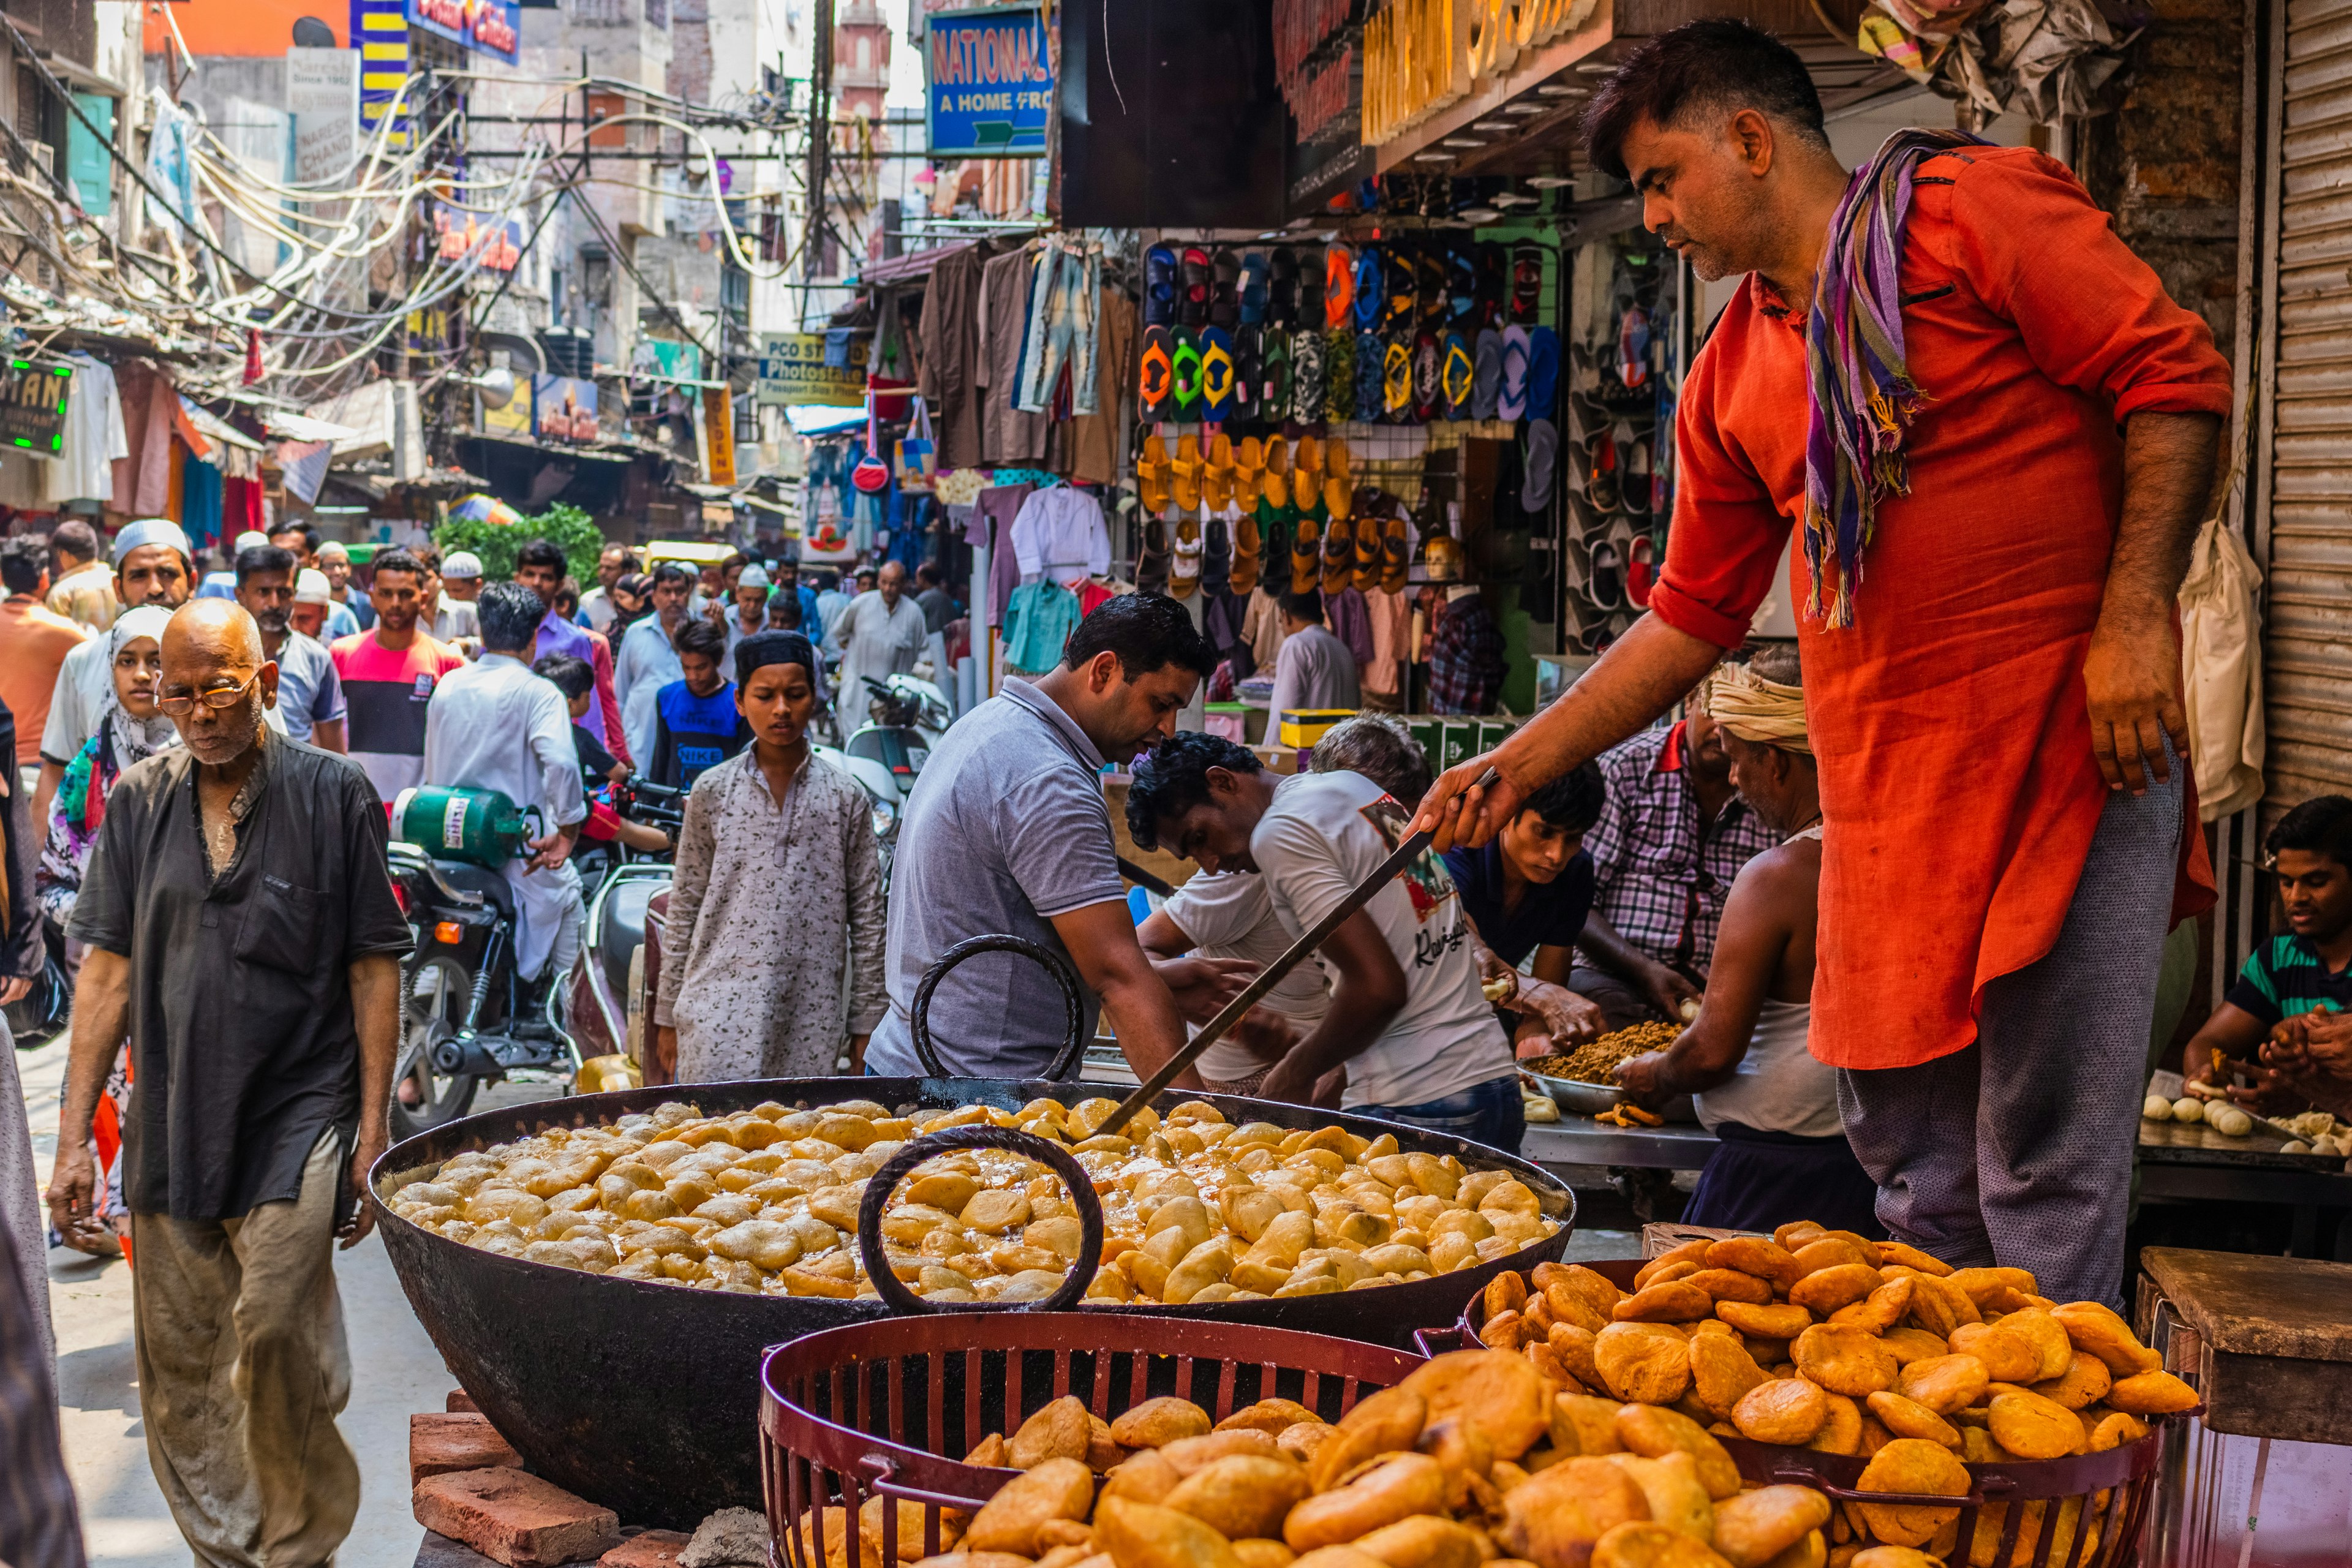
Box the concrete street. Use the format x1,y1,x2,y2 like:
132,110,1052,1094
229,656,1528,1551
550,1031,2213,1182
20,1031,1632,1566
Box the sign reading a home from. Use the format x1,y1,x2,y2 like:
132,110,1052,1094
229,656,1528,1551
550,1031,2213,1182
926,6,1052,159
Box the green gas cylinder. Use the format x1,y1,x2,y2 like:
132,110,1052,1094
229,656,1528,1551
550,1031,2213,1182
390,785,537,867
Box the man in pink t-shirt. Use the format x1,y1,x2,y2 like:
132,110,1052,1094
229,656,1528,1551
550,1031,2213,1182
330,548,467,801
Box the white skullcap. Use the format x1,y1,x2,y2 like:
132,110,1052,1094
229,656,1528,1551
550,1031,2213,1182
294,568,333,604
112,518,192,567
737,565,771,590
441,551,484,579
233,530,271,552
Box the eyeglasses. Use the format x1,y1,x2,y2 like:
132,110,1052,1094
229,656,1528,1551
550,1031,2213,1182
156,671,260,717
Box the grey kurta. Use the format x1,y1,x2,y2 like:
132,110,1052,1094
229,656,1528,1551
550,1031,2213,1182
655,748,887,1081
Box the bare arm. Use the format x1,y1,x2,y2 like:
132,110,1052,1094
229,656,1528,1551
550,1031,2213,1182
2084,410,2221,793
1256,911,1405,1104
311,717,347,754
1615,855,1793,1101
31,760,63,843
1415,614,1724,851
341,952,401,1247
1578,908,1702,1019
47,946,130,1248
1049,899,1202,1090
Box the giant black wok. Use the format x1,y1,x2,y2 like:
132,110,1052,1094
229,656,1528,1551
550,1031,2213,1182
371,1076,1574,1528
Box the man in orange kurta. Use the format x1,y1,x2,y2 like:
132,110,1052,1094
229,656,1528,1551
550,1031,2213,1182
1418,21,2229,1304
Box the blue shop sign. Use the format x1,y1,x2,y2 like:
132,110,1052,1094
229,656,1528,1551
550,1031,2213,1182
405,0,521,65
925,6,1051,158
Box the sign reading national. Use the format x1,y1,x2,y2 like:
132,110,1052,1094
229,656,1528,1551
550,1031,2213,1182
925,6,1052,159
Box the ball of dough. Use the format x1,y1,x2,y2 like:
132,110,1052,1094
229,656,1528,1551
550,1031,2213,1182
2207,1104,2255,1138
2171,1097,2206,1124
2143,1094,2173,1120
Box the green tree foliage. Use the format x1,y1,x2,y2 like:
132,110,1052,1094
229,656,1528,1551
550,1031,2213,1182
432,503,605,585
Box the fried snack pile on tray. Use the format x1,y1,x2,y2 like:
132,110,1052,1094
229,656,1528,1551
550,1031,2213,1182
1526,1024,1683,1086
385,1096,1559,1302
1463,1219,2199,1566
796,1348,1865,1568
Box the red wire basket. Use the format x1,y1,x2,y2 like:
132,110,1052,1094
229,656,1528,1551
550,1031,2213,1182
760,1313,1428,1568
759,1125,1431,1568
1430,1262,2183,1568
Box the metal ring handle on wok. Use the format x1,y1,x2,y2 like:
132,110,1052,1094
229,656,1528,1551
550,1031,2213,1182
909,935,1087,1081
855,1125,1106,1314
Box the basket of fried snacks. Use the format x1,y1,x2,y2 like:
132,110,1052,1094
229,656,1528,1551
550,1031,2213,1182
1439,1219,2200,1566
764,1324,1872,1568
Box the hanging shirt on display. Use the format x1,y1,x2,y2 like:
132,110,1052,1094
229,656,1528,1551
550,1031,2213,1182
1009,486,1110,586
1002,580,1080,674
43,356,130,504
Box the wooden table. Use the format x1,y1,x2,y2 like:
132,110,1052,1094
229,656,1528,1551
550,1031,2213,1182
2135,1121,2352,1257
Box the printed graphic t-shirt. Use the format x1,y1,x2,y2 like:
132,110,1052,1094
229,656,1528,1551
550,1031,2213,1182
1249,770,1512,1108
651,679,749,791
332,631,470,801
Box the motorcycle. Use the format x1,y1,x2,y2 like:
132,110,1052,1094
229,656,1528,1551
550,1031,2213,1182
386,839,574,1139
563,742,903,1083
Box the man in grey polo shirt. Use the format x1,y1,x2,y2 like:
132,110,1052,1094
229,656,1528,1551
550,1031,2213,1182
867,595,1224,1083
235,543,346,750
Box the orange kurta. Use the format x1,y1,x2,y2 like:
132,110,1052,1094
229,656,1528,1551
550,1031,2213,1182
1650,145,2229,1071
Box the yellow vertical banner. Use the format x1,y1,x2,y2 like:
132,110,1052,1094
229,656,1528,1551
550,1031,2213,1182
702,385,736,488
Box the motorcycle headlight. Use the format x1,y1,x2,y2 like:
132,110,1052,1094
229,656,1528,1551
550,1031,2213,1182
871,797,898,839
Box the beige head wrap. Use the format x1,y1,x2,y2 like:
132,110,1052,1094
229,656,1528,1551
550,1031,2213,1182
1706,661,1810,754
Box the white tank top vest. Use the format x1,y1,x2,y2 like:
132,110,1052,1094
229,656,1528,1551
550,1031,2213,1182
1694,824,1842,1139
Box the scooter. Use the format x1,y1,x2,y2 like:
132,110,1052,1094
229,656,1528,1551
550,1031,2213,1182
843,671,950,805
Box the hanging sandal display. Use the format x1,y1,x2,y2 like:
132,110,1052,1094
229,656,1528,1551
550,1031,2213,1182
1137,433,1172,513
1172,513,1204,597
1170,433,1205,513
1136,514,1171,595
1320,483,1354,593
1138,327,1175,421
1352,491,1384,592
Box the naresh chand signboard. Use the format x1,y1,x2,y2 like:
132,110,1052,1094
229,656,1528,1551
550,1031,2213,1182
926,6,1052,158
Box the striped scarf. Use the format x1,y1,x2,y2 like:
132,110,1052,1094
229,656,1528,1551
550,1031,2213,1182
1803,127,1989,628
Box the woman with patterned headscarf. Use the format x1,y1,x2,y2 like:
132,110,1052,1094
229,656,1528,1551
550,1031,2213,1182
36,603,178,1257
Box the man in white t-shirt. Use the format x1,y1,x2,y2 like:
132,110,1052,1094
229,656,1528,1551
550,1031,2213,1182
1125,731,1521,1150
1137,872,1330,1096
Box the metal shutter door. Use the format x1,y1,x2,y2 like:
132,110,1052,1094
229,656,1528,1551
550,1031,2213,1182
2269,0,2352,808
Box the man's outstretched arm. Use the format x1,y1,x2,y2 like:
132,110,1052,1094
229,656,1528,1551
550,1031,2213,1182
1415,614,1724,852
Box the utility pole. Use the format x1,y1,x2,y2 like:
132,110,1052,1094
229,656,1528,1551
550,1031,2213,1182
799,0,834,328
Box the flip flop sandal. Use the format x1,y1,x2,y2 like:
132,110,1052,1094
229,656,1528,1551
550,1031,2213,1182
1412,332,1441,422
1209,247,1242,329
1268,247,1300,328
1447,248,1478,323
1327,330,1358,424
1384,249,1417,330
1525,325,1560,419
1263,434,1288,491
1380,333,1412,421
1172,433,1205,512
1583,428,1618,511
1172,516,1204,598
1180,246,1212,327
1624,435,1653,518
1354,247,1384,332
1325,435,1351,486
1510,244,1543,322
1231,508,1262,595
1202,513,1232,596
1520,417,1559,513
1170,330,1205,420
1137,514,1170,595
1382,511,1412,594
1352,495,1384,591
1355,332,1386,423
1471,329,1504,420
1238,251,1270,325
1626,535,1656,608
1199,326,1237,420
1476,243,1508,327
1231,324,1262,421
1417,252,1447,328
1588,539,1624,611
1263,465,1291,513
1498,325,1531,421
1291,329,1326,425
1259,326,1291,415
1324,244,1355,330
1234,436,1264,502
1137,432,1173,513
1204,432,1235,511
1618,303,1653,390
1296,434,1323,485
1442,332,1474,420
1144,243,1179,330
1291,514,1322,595
1139,326,1176,421
1321,506,1354,593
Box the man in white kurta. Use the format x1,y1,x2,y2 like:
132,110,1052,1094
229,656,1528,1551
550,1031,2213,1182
829,561,928,731
421,582,588,985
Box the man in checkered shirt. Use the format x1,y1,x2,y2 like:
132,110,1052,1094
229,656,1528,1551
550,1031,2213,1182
1572,690,1781,1028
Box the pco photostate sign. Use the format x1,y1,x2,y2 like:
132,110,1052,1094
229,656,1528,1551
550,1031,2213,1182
926,6,1051,157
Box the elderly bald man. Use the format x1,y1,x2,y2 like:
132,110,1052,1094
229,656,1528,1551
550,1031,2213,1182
46,599,410,1568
